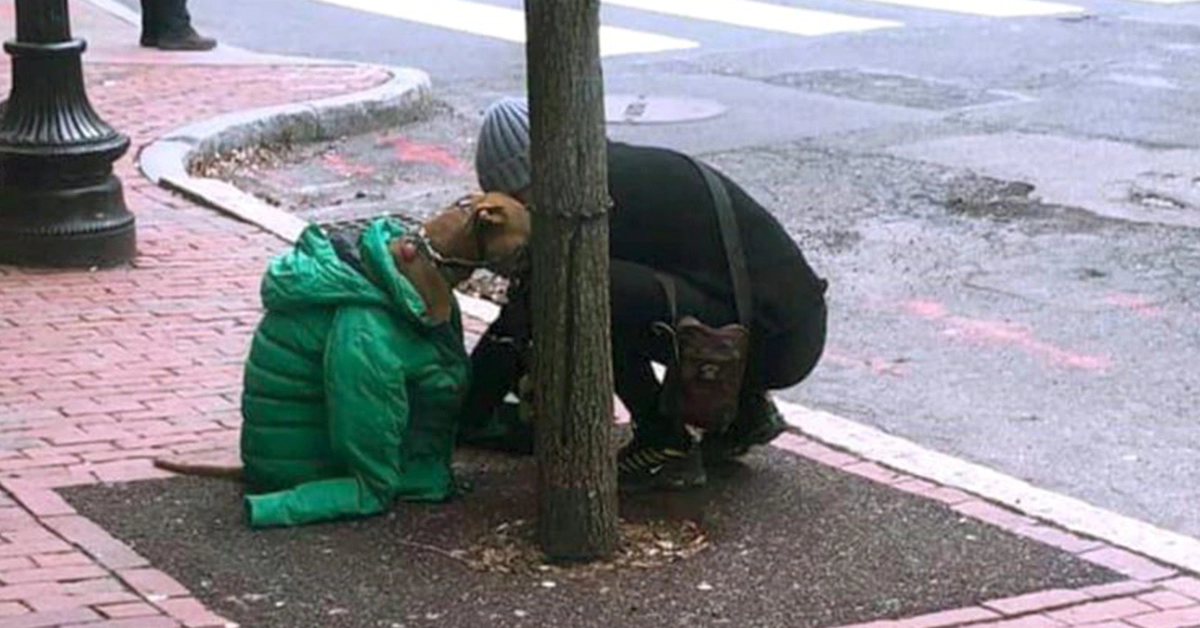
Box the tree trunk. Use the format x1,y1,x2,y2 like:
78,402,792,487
524,0,618,561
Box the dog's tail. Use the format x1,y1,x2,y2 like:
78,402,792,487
153,454,243,481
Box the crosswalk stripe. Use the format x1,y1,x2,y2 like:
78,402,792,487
848,0,1084,17
604,0,900,36
308,0,1200,57
310,0,699,57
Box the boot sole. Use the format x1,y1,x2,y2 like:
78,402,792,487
155,43,217,51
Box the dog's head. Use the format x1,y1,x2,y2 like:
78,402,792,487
419,191,531,277
387,192,531,324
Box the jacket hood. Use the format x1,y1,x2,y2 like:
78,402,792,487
260,219,439,325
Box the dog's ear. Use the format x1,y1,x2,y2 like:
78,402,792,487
456,192,485,209
474,203,508,226
473,192,526,226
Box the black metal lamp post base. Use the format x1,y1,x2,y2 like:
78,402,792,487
0,170,134,267
0,0,135,268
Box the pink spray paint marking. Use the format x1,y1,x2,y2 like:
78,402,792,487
900,299,948,320
321,153,375,178
264,169,301,188
1103,292,1165,319
821,348,860,369
381,136,465,174
900,299,1112,373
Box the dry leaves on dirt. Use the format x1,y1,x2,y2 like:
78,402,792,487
450,518,710,578
191,144,292,179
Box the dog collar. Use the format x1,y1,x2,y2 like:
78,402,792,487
406,219,529,280
407,225,488,272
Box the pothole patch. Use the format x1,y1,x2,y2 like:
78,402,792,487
942,179,1047,221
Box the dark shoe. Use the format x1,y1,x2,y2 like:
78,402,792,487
618,440,706,493
156,27,217,51
701,392,787,464
139,35,157,47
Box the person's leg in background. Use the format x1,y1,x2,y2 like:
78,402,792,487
139,0,159,47
140,0,217,51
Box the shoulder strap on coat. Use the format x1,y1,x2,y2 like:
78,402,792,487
684,156,753,327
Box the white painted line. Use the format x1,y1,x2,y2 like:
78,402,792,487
310,0,699,57
1123,0,1200,4
83,0,142,25
775,399,1200,575
849,0,1083,17
605,0,899,36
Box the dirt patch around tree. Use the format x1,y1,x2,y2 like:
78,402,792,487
63,446,1119,628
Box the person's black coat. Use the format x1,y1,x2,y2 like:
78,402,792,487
605,141,826,339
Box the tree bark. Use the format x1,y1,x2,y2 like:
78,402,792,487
525,0,618,561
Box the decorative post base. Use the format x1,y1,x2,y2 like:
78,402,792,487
0,0,135,268
0,168,134,267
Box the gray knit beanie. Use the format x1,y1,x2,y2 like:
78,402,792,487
475,97,532,195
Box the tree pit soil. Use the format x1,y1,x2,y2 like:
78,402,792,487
62,446,1120,628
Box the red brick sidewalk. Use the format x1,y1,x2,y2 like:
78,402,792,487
1,3,1198,628
0,4,390,625
0,60,390,484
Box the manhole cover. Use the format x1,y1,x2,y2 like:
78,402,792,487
604,94,726,125
763,70,1014,111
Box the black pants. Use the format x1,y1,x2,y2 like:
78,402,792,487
140,0,193,40
461,259,826,448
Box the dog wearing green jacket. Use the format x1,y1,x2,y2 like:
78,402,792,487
156,193,531,529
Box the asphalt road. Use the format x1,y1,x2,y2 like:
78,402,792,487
130,0,1200,539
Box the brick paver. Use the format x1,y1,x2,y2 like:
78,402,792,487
1161,578,1200,600
1080,549,1178,583
984,590,1092,616
1045,598,1158,625
972,615,1066,628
